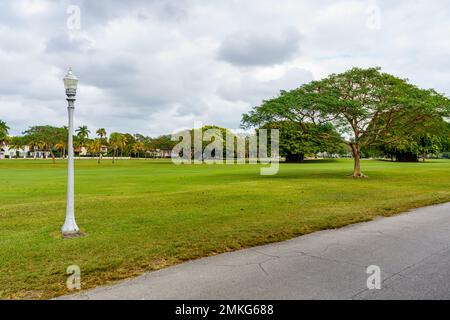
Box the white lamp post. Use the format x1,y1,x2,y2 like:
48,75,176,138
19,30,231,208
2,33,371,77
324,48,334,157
62,68,80,236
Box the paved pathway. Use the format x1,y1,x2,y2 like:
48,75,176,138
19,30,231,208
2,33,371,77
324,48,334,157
62,202,450,300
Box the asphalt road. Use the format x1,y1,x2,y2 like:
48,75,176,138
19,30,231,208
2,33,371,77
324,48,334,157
62,202,450,300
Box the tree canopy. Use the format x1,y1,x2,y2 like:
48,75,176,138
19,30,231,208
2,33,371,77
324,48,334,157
23,125,67,162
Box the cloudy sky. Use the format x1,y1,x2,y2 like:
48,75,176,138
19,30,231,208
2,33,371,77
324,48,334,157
1,0,449,137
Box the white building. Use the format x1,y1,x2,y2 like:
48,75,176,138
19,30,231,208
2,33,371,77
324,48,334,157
0,145,29,159
0,145,50,159
75,146,108,156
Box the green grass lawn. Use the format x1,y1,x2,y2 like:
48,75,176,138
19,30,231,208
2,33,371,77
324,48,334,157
0,158,449,299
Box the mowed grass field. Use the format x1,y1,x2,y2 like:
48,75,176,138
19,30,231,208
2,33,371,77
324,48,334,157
0,159,449,299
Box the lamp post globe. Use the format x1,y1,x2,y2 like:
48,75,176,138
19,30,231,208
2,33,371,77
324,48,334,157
61,68,80,236
63,68,78,96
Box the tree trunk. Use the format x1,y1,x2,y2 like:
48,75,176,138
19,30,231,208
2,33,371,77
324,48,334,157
353,152,362,177
113,149,116,164
351,144,364,178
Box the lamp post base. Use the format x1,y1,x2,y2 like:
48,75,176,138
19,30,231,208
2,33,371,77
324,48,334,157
61,220,80,237
61,230,85,239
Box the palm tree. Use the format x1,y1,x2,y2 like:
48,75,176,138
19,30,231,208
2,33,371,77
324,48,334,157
96,128,107,164
24,135,46,160
36,141,48,159
96,128,106,140
109,133,129,161
109,132,122,164
55,126,68,158
76,125,90,138
118,134,128,158
55,142,67,158
76,125,90,157
132,141,145,159
27,138,39,160
89,139,102,162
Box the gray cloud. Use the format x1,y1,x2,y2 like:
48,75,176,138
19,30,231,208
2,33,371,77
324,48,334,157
218,28,302,66
72,0,191,28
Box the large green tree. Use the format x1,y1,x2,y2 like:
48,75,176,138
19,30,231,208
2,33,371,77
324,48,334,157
23,126,67,163
152,134,177,158
242,67,450,177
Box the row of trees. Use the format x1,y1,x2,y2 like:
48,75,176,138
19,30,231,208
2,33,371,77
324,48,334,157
1,121,351,164
0,122,177,164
